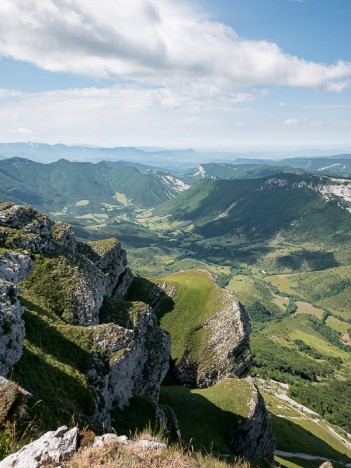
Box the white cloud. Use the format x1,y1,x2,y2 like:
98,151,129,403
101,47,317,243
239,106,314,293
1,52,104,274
0,122,32,135
283,117,307,125
1,85,351,148
0,0,350,91
0,83,256,146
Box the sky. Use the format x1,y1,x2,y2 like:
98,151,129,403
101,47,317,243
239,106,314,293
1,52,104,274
0,0,351,152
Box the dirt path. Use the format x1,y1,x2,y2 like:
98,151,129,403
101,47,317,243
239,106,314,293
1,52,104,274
275,450,351,466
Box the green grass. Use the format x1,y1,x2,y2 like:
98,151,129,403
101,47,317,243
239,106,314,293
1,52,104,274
159,378,252,455
227,275,285,327
20,254,83,324
265,265,351,320
158,270,224,363
272,416,350,463
259,385,351,463
12,299,95,431
129,270,229,366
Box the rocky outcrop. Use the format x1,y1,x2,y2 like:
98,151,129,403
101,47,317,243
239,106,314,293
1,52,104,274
182,290,251,388
93,433,167,449
0,203,133,326
0,426,79,468
232,377,275,464
155,274,251,388
0,204,171,432
87,304,170,430
0,251,32,376
132,272,274,463
78,238,133,299
0,428,167,468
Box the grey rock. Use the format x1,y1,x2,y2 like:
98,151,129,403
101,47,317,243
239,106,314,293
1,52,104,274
197,292,251,387
0,204,134,326
0,376,32,400
0,252,32,376
156,272,252,388
0,377,32,425
87,305,171,430
93,433,121,447
0,252,33,283
231,377,275,464
135,440,167,449
80,239,132,298
115,435,130,445
0,426,79,467
113,267,133,300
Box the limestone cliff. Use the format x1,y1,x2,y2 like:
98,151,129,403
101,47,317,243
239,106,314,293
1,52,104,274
88,303,170,430
0,251,32,376
0,203,274,464
127,272,274,463
133,272,252,388
0,203,132,326
232,377,276,464
0,203,169,431
176,289,252,388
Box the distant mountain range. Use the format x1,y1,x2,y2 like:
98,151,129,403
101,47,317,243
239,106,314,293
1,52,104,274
1,142,351,176
0,157,189,212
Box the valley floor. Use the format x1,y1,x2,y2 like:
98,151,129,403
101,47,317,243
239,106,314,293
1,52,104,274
256,379,351,467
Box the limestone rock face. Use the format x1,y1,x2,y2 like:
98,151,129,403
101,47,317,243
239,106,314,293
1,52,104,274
0,204,172,435
232,377,275,464
0,426,79,468
187,291,251,388
0,252,32,376
0,203,133,326
155,279,252,388
138,274,274,463
87,305,170,430
79,239,133,298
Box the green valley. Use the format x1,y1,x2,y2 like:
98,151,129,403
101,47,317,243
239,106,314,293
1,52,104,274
2,164,351,466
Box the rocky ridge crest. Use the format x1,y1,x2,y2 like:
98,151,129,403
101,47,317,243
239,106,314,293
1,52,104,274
0,203,274,464
0,203,169,431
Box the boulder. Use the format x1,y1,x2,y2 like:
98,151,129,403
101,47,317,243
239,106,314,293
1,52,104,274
0,426,79,467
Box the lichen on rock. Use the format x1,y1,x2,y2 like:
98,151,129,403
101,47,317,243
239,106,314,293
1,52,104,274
0,425,79,468
87,302,170,430
0,251,32,376
0,203,133,326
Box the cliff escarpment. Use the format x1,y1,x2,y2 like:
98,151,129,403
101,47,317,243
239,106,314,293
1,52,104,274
0,251,32,377
0,203,274,465
0,203,169,432
128,271,252,387
128,270,275,463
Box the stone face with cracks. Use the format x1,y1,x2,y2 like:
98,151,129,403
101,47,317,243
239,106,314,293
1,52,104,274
232,377,276,464
87,305,171,430
155,275,252,388
0,252,32,376
0,203,133,326
0,426,79,468
0,204,171,434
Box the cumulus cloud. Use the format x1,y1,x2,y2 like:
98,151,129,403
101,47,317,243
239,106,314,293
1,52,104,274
0,83,255,146
0,0,350,91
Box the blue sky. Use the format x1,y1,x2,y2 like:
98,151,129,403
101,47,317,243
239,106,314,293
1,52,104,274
0,0,350,152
